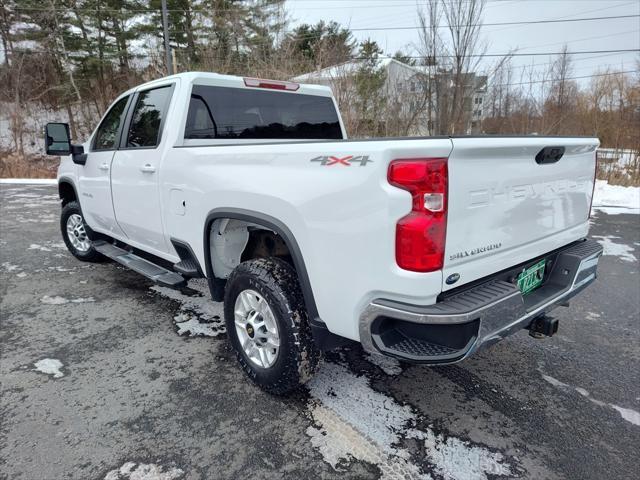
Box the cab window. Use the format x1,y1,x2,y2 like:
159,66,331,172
93,96,129,151
126,86,173,148
184,85,343,140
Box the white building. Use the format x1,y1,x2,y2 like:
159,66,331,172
293,56,488,134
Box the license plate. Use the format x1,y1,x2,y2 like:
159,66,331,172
517,259,546,295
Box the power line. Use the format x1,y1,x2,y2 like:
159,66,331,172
388,49,640,58
495,69,638,88
348,14,640,32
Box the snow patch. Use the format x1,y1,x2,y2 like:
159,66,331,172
28,241,67,252
0,178,57,184
41,295,69,305
70,297,95,303
151,279,225,335
29,243,51,252
610,405,640,427
104,462,184,480
40,295,94,305
34,358,64,378
365,352,403,376
174,313,221,337
592,180,640,215
409,429,512,480
1,262,20,272
541,371,640,427
306,362,513,479
541,374,569,389
593,235,637,263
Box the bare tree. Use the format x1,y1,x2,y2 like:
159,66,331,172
416,0,487,135
416,0,441,135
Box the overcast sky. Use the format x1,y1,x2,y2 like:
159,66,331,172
286,0,640,85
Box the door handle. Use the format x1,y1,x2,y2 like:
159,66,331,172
99,163,109,171
140,164,156,173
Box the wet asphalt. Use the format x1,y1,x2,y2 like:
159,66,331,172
0,183,638,480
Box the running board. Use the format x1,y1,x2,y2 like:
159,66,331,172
93,240,187,288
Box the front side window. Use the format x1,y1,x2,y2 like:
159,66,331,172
184,85,343,140
93,96,129,151
126,86,172,148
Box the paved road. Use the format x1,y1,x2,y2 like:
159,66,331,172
1,183,638,480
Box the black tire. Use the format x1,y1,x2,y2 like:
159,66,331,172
224,257,322,395
60,201,104,262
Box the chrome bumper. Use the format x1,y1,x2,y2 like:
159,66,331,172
359,239,603,363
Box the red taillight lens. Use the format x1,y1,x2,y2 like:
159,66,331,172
388,158,448,272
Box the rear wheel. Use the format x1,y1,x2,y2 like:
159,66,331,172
60,201,104,262
224,257,321,395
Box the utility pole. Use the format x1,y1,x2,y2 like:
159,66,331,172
161,0,173,76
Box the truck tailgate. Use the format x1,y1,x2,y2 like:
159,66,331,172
443,137,599,291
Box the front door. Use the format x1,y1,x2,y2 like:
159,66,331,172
111,84,174,255
77,95,130,237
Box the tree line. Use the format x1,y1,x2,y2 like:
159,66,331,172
1,0,638,183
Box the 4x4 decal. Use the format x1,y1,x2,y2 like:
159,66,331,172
310,155,373,167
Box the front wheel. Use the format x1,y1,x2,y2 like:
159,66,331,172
224,258,322,395
60,201,104,262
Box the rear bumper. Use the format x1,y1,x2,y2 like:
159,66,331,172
359,238,603,363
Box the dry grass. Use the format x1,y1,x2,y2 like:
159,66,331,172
596,150,640,187
0,151,57,179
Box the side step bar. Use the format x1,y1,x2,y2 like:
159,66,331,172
93,240,187,288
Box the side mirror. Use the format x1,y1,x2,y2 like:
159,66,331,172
44,123,71,156
44,122,87,165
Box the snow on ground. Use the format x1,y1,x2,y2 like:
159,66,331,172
151,279,225,337
1,262,20,272
28,241,67,252
40,295,95,305
365,352,403,376
307,362,513,480
0,178,57,184
104,462,184,480
540,370,640,427
33,358,64,378
592,235,638,263
173,312,221,337
592,180,640,215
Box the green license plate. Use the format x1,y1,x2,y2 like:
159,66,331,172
517,259,546,295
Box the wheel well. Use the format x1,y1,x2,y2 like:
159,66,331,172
59,181,77,206
209,219,293,280
203,209,321,326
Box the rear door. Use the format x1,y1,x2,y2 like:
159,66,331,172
443,136,598,290
78,95,130,237
111,84,174,254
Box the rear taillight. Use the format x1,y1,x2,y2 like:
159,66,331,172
243,77,300,91
388,158,448,272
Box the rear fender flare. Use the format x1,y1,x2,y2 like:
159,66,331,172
203,208,321,325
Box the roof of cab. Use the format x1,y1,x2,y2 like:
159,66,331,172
125,71,335,98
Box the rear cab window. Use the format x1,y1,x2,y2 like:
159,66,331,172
184,85,343,141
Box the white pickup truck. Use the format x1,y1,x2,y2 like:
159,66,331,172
45,72,603,394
